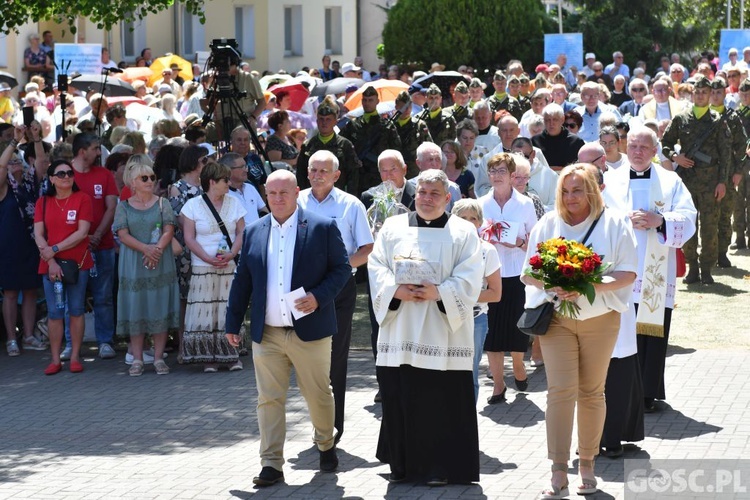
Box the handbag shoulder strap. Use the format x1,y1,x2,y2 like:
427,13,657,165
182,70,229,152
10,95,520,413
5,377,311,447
201,193,233,247
581,209,604,246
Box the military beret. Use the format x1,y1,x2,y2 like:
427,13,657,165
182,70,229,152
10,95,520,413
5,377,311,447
426,83,441,95
692,75,711,89
468,78,483,88
507,75,520,84
317,101,339,116
454,81,469,93
519,74,530,84
710,77,727,89
493,70,507,81
739,78,750,92
362,86,379,97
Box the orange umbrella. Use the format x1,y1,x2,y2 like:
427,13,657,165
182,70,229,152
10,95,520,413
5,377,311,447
116,67,153,84
148,55,193,86
344,80,409,110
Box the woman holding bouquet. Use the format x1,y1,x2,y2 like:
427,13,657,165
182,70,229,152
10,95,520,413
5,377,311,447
478,153,538,404
521,164,637,498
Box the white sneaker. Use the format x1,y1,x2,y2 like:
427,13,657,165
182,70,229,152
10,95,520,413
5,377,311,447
125,351,155,365
60,346,73,361
99,344,116,359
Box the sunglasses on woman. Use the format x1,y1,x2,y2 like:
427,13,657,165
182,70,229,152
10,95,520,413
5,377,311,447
140,174,157,182
564,122,578,129
52,170,75,178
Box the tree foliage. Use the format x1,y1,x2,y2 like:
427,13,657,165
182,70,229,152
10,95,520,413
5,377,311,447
382,0,550,70
0,0,205,35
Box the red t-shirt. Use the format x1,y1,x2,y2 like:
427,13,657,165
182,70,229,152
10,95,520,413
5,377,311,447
34,192,95,274
120,185,132,201
72,166,119,249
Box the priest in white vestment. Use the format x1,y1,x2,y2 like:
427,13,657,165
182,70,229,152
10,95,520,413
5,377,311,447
603,126,697,414
368,169,483,486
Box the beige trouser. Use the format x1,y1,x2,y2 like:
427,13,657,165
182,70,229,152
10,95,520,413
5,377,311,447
253,325,335,470
539,310,619,462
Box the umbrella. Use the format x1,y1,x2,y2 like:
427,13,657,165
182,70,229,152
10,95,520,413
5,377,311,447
344,79,409,111
413,71,467,98
259,73,292,91
311,77,365,97
106,96,147,107
69,74,137,97
267,82,310,112
116,67,153,84
346,101,396,118
148,55,193,86
0,71,19,89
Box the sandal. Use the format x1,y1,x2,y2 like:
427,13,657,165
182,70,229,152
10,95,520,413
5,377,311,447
6,340,20,357
153,359,170,375
203,364,218,373
538,463,569,499
229,360,243,372
577,459,598,495
129,360,144,377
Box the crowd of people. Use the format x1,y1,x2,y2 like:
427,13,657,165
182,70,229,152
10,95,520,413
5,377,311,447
2,41,748,497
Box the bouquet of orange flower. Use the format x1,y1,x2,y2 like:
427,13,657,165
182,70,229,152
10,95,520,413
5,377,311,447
524,237,611,319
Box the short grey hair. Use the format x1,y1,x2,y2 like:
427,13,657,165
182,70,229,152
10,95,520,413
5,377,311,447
451,198,483,220
219,152,243,168
416,169,449,192
309,150,340,171
377,149,405,169
628,126,658,147
542,103,564,119
628,77,648,93
416,141,441,161
472,99,491,113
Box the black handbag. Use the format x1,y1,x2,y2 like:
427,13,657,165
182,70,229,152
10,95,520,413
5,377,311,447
517,301,555,336
516,209,605,336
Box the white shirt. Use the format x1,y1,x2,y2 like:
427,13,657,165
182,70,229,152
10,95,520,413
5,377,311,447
179,195,246,266
476,240,501,315
298,187,374,261
265,209,298,327
228,182,266,226
479,188,538,277
475,126,501,151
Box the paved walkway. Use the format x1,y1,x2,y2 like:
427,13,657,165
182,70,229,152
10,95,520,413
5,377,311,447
0,343,748,499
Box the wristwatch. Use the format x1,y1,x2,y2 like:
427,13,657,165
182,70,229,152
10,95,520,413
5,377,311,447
51,245,59,253
517,239,525,248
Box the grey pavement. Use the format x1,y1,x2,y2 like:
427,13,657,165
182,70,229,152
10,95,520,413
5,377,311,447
1,342,749,499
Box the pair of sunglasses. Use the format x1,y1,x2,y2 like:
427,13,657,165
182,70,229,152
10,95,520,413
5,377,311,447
140,174,157,182
52,170,75,178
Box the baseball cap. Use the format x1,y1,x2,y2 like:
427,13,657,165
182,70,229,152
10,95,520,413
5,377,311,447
585,53,596,60
341,62,361,74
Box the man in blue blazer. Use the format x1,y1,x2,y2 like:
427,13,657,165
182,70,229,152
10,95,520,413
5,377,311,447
226,170,351,487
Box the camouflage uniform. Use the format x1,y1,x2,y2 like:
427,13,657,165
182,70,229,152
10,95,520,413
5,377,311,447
422,108,456,145
733,105,750,248
487,93,523,122
394,116,432,179
445,103,473,125
714,106,749,260
516,95,531,115
661,105,731,280
296,133,361,195
340,114,401,195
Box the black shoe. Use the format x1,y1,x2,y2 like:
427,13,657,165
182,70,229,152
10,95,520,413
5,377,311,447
253,466,284,486
388,471,407,483
319,446,339,472
426,477,448,487
701,271,715,284
334,429,342,445
373,390,382,403
600,445,624,458
515,377,529,391
683,267,700,284
487,388,507,405
644,398,656,413
717,253,732,268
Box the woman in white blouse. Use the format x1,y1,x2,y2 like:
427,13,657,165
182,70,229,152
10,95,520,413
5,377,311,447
478,153,537,405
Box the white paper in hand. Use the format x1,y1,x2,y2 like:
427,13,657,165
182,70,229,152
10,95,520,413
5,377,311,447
284,287,312,320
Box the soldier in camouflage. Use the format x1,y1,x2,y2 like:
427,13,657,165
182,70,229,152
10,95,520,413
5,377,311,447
731,79,750,250
296,98,361,195
421,83,457,145
487,70,523,122
508,74,531,115
392,91,432,179
661,75,731,284
340,85,401,195
709,77,748,268
445,81,474,125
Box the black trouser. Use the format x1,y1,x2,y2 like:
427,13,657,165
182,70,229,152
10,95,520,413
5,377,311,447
331,275,357,439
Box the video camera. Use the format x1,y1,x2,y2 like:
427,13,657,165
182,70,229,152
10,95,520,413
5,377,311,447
208,38,242,73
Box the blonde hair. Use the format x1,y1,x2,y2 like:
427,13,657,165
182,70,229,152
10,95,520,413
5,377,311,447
555,163,605,224
122,154,154,187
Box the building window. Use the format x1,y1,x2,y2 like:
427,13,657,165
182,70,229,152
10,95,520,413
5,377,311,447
284,5,302,57
121,15,147,61
181,5,205,57
324,7,342,55
235,6,256,59
0,34,7,67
